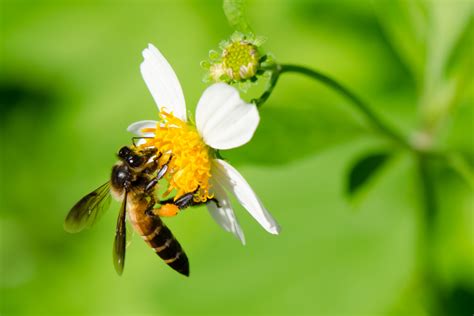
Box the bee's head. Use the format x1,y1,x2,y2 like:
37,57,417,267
118,146,144,168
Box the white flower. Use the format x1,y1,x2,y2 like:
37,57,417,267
128,43,281,244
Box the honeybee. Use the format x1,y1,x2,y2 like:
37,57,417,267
64,145,189,276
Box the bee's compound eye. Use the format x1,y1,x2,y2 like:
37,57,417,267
127,155,143,168
118,146,131,159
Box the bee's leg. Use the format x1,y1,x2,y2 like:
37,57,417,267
155,187,220,217
159,197,176,204
207,197,221,208
145,156,175,192
186,197,220,208
145,178,159,194
161,190,196,210
159,194,220,209
154,204,180,217
145,155,173,192
152,192,195,217
144,170,164,193
142,152,163,175
153,195,220,218
173,193,195,209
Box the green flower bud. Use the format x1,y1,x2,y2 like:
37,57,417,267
222,41,260,81
202,32,271,88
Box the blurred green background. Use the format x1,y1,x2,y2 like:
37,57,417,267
1,0,473,315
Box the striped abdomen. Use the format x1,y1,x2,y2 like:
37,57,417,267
128,202,189,276
143,217,189,276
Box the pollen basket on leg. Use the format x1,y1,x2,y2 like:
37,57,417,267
141,112,213,202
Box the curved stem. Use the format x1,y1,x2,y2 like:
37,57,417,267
254,63,410,148
281,64,409,147
252,64,282,107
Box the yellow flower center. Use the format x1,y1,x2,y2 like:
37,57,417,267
222,41,260,81
141,111,213,202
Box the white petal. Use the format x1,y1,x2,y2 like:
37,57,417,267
140,43,187,121
195,83,259,150
127,120,158,136
207,179,245,245
212,159,281,234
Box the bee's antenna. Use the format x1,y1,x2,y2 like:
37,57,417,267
131,136,153,147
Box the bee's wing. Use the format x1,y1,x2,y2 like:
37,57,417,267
113,190,127,275
64,182,111,233
125,220,135,249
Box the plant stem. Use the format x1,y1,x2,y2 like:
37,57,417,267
251,61,452,313
254,63,410,148
252,64,282,107
417,155,437,225
417,153,443,315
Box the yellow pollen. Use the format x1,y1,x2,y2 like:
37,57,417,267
141,111,213,202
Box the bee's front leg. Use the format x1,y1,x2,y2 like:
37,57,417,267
144,155,173,193
142,152,162,174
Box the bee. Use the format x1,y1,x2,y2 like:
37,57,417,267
64,145,190,276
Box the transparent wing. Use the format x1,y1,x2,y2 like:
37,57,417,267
64,182,111,233
113,190,127,275
126,219,135,249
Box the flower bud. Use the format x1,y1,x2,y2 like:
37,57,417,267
203,32,269,87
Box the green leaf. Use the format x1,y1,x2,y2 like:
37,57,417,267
374,0,428,85
346,152,391,196
445,16,474,79
223,0,253,34
424,1,473,86
441,15,474,114
418,9,474,134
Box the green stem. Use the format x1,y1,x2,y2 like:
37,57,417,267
251,61,451,313
417,154,437,232
252,64,282,107
254,63,410,148
416,153,443,315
